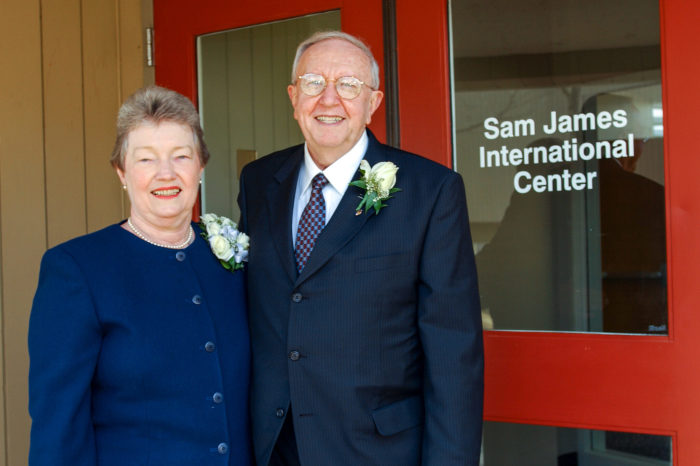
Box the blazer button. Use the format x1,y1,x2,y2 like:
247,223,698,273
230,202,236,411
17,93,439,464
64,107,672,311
288,350,300,361
217,442,229,454
204,341,216,352
276,408,285,418
192,295,202,305
213,392,224,403
291,292,302,303
175,251,186,261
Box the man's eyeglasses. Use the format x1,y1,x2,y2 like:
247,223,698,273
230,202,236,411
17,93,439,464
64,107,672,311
296,73,373,100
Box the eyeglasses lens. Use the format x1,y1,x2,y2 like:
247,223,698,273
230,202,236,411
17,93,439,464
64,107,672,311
335,77,362,99
300,75,326,96
299,75,363,100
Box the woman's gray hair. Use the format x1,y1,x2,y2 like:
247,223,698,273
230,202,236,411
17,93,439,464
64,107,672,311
110,85,210,170
290,31,380,89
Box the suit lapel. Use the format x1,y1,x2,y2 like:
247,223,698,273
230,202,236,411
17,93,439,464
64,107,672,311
295,134,385,285
266,147,303,284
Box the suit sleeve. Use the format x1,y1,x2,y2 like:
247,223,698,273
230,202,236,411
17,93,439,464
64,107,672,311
418,171,484,466
28,247,100,465
237,167,249,234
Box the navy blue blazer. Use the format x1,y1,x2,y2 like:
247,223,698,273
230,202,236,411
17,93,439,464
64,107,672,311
28,222,252,465
238,132,484,466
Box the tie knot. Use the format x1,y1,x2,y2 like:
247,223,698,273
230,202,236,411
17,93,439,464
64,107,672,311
312,173,329,191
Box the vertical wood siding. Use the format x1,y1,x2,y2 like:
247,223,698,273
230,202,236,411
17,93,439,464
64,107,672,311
0,1,151,464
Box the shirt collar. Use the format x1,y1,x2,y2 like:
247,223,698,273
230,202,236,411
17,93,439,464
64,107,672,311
300,130,369,195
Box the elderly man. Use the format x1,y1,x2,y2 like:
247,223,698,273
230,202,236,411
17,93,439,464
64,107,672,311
238,30,483,466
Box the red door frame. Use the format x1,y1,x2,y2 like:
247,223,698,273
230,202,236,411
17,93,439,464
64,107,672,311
155,0,700,463
153,0,386,142
154,0,386,219
396,1,700,464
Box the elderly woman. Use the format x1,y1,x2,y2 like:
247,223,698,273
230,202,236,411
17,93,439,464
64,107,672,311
28,85,252,465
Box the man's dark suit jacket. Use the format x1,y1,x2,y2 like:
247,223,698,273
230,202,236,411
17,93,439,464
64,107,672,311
238,131,484,466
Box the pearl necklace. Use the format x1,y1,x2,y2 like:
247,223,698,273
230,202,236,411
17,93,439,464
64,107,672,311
127,217,193,249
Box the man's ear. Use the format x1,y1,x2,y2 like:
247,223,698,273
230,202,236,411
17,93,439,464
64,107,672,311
287,84,297,107
365,90,384,124
287,84,300,121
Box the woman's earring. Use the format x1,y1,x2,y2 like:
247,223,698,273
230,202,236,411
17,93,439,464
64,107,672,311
122,185,127,191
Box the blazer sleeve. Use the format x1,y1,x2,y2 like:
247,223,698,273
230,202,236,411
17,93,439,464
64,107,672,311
417,171,484,466
28,247,101,465
237,168,248,233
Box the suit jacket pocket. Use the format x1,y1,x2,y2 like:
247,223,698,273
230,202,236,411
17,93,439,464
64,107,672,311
371,395,424,437
355,253,411,273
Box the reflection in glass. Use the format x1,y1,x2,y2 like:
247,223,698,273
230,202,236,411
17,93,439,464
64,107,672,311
197,11,341,221
482,422,671,465
449,0,666,333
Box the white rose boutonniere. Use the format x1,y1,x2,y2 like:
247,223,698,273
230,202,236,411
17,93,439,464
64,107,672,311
349,160,401,215
199,213,249,272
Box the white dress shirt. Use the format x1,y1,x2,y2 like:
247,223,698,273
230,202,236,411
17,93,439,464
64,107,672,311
292,131,369,246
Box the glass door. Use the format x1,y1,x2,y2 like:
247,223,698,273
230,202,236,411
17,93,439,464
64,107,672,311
155,1,700,463
395,0,700,464
196,11,341,221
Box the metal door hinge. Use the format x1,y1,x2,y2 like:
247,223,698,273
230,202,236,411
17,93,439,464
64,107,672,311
146,27,154,67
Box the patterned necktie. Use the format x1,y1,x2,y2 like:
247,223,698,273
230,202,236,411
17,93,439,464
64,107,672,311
295,173,329,273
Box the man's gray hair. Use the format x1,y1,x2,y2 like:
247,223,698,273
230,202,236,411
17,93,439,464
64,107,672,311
290,30,380,89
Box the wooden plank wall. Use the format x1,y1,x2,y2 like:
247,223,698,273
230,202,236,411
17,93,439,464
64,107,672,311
0,1,152,464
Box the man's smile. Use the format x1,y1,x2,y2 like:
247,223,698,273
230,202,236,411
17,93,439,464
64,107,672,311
315,116,344,123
